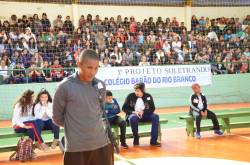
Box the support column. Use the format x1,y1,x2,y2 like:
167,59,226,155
185,0,192,31
71,0,79,28
186,0,192,6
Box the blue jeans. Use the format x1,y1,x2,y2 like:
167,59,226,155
14,77,31,84
36,119,60,139
30,76,45,83
128,113,159,143
14,120,44,144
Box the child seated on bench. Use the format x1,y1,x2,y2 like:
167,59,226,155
12,89,49,152
190,83,223,139
122,83,161,147
105,90,128,149
33,88,60,149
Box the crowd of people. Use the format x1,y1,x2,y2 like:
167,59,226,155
0,13,250,84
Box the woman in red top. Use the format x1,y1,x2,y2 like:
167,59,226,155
130,16,136,36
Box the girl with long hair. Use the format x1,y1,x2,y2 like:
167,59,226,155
12,89,49,151
33,89,60,149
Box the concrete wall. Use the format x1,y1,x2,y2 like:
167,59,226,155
0,1,250,30
0,73,250,120
191,7,250,19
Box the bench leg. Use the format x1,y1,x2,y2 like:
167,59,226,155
157,123,161,143
186,119,195,137
113,127,120,145
221,118,230,134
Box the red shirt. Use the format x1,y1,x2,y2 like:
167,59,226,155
50,64,64,77
130,22,136,33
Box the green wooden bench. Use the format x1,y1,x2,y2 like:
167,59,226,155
112,118,168,145
0,119,168,152
179,111,250,137
0,128,61,153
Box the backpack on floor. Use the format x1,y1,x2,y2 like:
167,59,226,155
9,136,33,162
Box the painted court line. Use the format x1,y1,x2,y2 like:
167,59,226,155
115,157,250,165
170,119,184,125
115,154,136,165
230,133,250,140
161,128,250,141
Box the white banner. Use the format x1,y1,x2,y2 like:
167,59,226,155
96,65,212,90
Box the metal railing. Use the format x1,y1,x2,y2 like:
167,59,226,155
0,67,76,85
0,61,250,85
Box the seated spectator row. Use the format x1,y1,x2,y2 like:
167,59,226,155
0,13,250,84
0,58,75,84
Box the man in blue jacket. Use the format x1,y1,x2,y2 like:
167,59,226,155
105,90,129,149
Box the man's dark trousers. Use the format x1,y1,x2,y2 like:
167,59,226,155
64,144,114,165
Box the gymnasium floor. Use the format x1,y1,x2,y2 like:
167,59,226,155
0,103,250,165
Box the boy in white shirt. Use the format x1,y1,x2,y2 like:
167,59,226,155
190,83,223,139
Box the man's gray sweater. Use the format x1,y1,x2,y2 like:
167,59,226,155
52,73,109,152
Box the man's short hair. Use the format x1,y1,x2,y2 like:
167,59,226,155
106,90,113,97
79,49,99,63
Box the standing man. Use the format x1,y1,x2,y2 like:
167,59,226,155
53,49,114,165
122,83,161,147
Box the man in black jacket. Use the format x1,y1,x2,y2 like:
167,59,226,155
190,83,223,139
122,83,160,147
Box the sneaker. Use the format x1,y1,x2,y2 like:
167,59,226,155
51,139,59,149
214,130,223,136
121,143,129,149
41,143,50,152
150,142,161,147
195,132,201,139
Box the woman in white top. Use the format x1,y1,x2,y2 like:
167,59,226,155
0,59,9,83
12,89,48,151
171,36,182,52
33,89,60,149
139,55,150,66
110,46,122,64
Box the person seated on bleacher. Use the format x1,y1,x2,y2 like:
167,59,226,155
11,61,27,84
33,88,60,149
27,63,45,83
12,89,49,152
50,59,64,82
0,59,10,83
105,90,129,149
190,83,223,139
122,83,161,147
41,60,52,82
